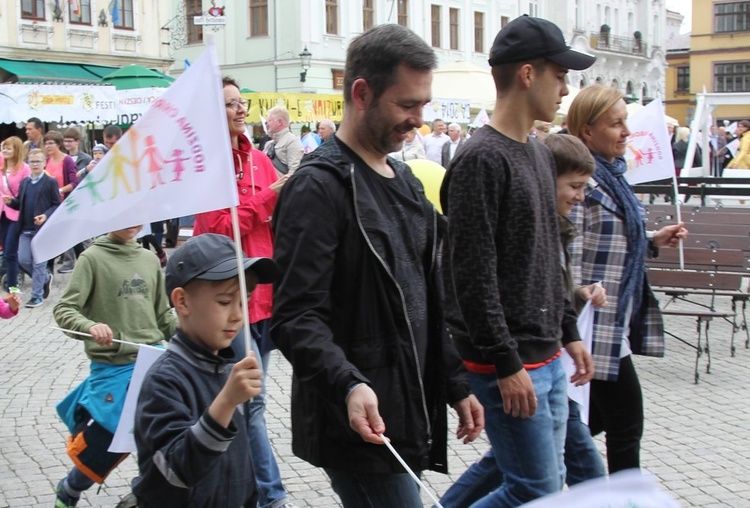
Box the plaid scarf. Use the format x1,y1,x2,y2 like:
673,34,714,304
591,154,646,327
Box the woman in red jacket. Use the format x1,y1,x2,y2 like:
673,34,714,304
192,76,293,508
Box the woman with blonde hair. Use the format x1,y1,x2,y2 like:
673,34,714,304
567,85,687,474
0,136,31,290
728,120,750,169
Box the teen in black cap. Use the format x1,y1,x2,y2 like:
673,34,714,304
440,15,596,507
488,15,595,70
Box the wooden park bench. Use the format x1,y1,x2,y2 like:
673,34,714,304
648,247,749,383
635,176,750,206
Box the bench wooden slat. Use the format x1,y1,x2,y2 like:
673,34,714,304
658,289,749,299
648,248,749,273
661,309,734,318
681,234,750,251
647,269,743,291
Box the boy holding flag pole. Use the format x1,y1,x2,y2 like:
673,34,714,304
33,42,269,505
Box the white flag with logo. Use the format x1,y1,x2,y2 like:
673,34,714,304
32,44,238,261
624,99,676,185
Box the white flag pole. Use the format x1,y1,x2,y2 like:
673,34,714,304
379,434,444,508
230,206,253,358
49,326,145,348
671,174,685,270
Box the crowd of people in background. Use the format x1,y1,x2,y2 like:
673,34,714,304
2,14,749,508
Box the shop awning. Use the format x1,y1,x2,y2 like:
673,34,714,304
0,59,117,84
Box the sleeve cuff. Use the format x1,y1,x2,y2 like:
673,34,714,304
493,351,524,379
191,410,237,453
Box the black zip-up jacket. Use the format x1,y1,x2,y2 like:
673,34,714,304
271,137,471,474
132,332,256,507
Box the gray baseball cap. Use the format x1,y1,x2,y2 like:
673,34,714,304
165,233,280,295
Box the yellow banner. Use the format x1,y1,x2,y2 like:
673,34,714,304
242,92,344,124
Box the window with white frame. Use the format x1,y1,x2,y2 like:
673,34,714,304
69,0,92,25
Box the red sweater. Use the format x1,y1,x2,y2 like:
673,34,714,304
193,134,279,324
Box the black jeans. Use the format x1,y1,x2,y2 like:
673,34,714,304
589,355,644,474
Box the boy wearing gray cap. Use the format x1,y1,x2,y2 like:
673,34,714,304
441,16,596,506
132,233,280,507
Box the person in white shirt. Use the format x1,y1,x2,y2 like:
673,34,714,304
422,119,449,165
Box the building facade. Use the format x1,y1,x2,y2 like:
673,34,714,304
0,0,173,83
168,0,668,105
665,0,750,125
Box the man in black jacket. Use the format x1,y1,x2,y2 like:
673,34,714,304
271,24,483,508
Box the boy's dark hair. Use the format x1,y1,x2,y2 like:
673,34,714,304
63,127,81,141
344,24,436,105
491,58,547,93
544,133,595,177
103,124,123,139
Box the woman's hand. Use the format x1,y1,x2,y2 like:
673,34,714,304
576,283,608,308
653,222,688,248
270,174,290,194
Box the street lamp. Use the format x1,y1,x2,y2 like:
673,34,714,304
299,46,312,83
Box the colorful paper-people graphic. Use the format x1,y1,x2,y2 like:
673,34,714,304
164,149,190,182
141,135,166,189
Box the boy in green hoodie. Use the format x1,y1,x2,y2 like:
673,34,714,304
53,225,177,507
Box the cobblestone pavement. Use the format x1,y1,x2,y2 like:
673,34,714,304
1,270,749,507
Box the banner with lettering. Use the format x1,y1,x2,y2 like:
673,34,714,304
423,98,472,125
112,88,167,126
32,44,237,261
242,92,344,124
0,83,119,124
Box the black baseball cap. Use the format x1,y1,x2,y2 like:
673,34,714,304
489,15,596,71
166,233,280,296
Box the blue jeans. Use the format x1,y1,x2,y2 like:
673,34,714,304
0,215,20,290
439,449,502,508
439,397,605,507
325,468,422,508
565,400,606,485
18,231,50,300
466,359,568,507
232,321,288,508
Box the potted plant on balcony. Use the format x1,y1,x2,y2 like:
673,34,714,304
600,24,611,47
634,31,643,53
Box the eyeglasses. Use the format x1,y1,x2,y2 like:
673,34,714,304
225,99,249,110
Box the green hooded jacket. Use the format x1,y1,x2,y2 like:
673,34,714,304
54,235,177,364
